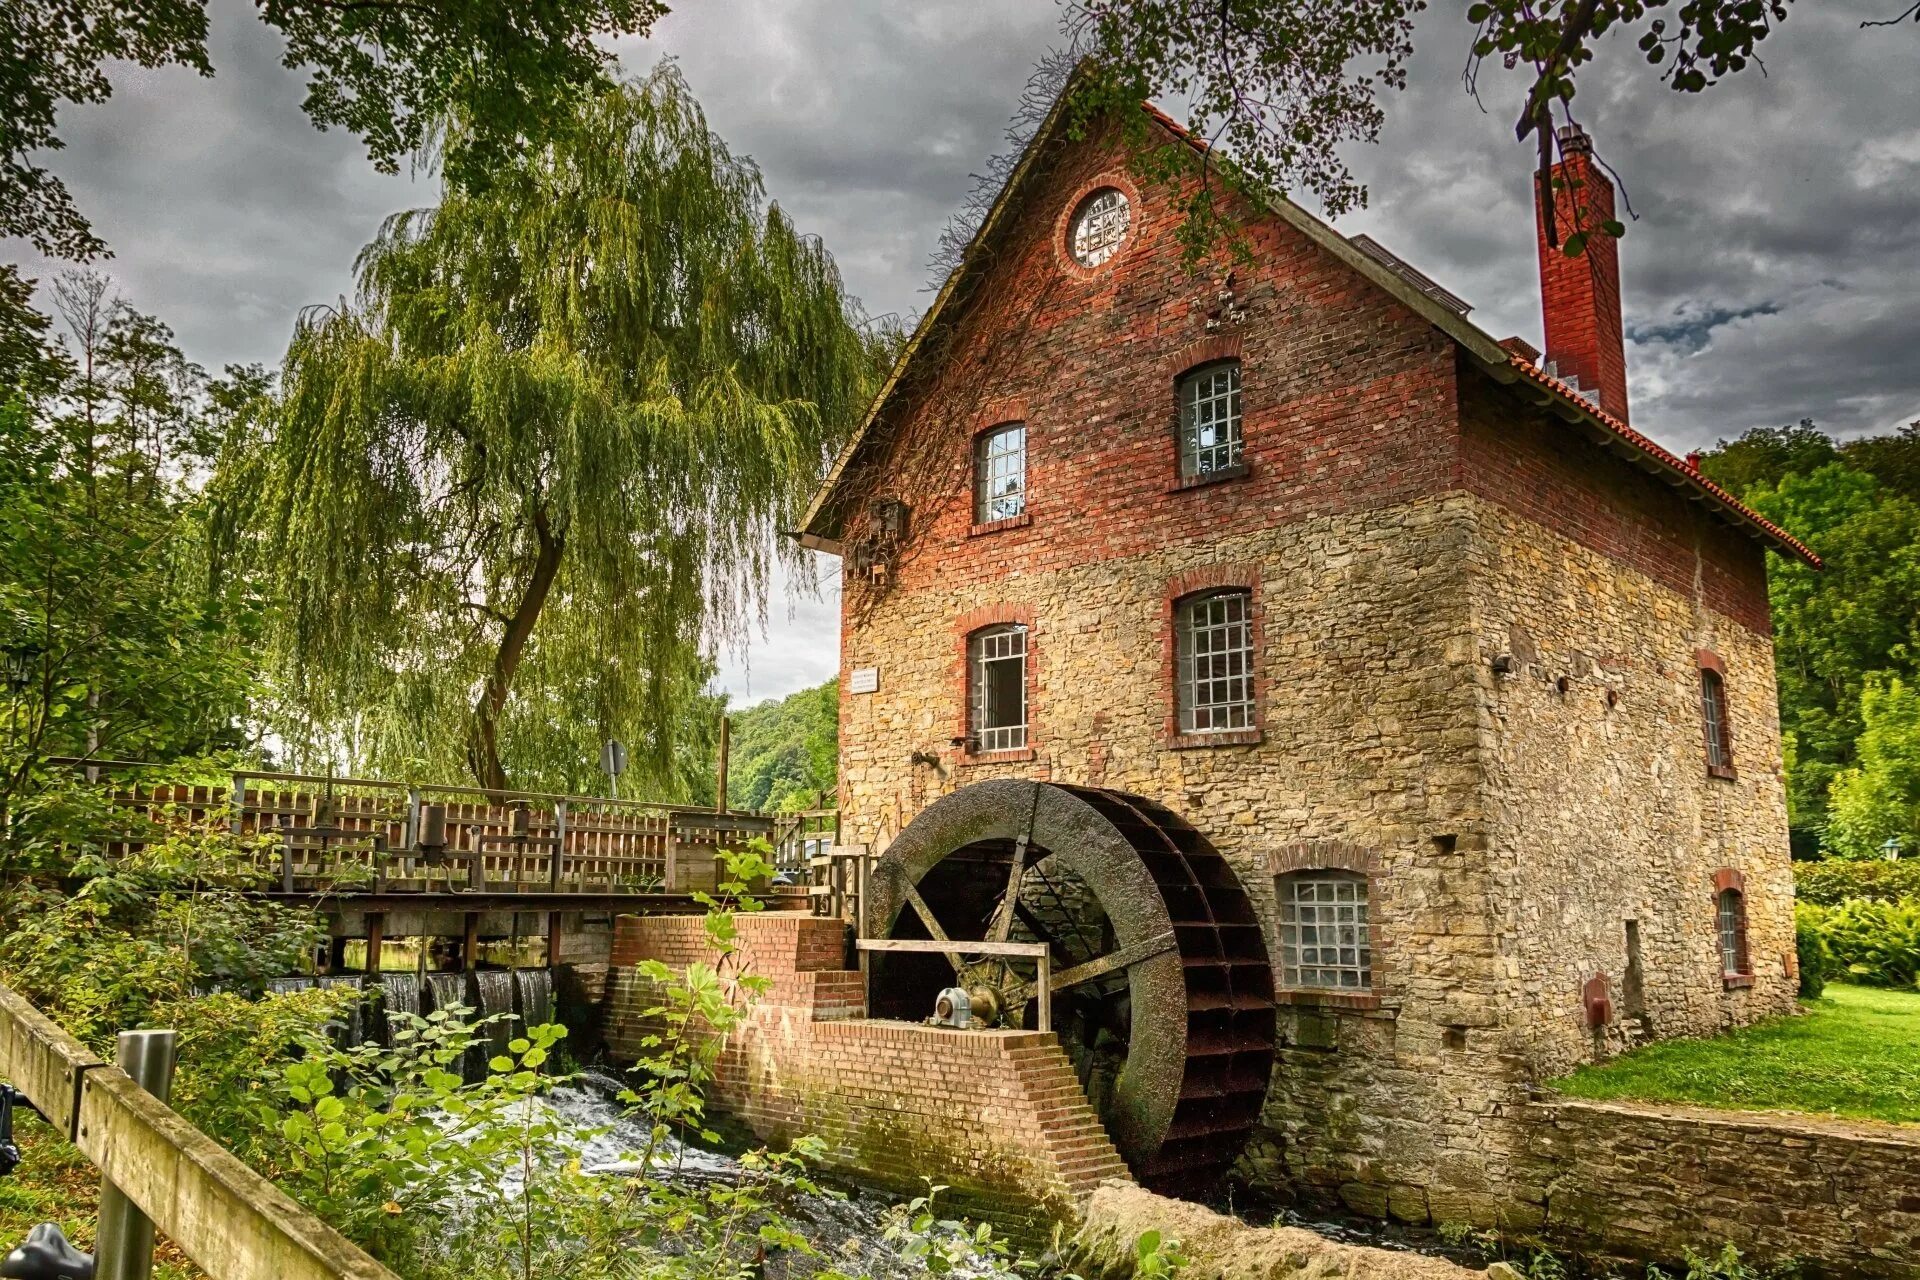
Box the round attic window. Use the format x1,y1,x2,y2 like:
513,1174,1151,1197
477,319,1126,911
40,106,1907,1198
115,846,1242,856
1069,188,1131,268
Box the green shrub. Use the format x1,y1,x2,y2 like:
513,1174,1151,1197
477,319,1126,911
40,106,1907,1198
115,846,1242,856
1794,858,1920,906
1795,911,1831,999
1798,899,1920,989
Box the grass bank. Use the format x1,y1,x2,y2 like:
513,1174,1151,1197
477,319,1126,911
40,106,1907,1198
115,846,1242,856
1555,983,1920,1124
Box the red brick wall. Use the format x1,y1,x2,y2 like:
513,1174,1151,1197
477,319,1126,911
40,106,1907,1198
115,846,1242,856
603,914,1131,1237
1457,367,1772,635
838,120,1463,603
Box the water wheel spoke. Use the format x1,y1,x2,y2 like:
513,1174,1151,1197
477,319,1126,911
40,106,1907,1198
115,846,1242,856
902,882,965,975
1002,929,1177,1007
984,836,1030,944
1049,930,1178,992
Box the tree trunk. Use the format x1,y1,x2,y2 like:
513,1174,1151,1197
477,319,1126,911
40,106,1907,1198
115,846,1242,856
467,508,565,795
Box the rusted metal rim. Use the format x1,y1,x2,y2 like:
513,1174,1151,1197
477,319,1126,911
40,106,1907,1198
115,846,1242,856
865,780,1275,1192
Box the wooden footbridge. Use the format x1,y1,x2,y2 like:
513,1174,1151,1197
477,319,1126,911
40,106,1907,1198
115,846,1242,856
66,762,841,972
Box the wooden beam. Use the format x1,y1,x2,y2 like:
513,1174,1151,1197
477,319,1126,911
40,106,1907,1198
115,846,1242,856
461,912,479,970
1048,931,1178,992
854,937,1048,959
364,913,384,975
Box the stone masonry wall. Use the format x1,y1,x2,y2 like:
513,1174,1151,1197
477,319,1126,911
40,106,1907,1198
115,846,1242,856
1460,375,1798,1082
602,913,1132,1238
841,495,1524,1218
1522,1099,1920,1278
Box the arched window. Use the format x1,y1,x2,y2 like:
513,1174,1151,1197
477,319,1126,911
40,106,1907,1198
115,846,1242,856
974,422,1026,524
1177,590,1255,733
1177,360,1243,479
1699,660,1734,777
1716,886,1750,978
968,624,1028,753
1278,870,1371,991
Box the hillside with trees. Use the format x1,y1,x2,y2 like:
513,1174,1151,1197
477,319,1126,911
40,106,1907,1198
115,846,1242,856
725,679,837,813
1699,422,1920,860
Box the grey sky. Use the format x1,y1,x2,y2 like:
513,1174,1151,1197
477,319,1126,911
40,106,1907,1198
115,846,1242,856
10,1,1916,706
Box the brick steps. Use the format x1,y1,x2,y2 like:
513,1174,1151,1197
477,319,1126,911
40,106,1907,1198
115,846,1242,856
1006,1037,1132,1201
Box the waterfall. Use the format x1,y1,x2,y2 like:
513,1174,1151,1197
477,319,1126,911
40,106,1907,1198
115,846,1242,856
377,973,422,1045
269,976,315,997
474,970,517,1064
317,975,365,1047
425,971,473,1016
515,968,554,1030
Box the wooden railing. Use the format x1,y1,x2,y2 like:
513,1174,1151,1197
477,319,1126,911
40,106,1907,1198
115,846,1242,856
0,984,397,1280
56,763,778,897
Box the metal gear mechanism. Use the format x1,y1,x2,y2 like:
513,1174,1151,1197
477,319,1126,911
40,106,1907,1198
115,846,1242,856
864,780,1275,1191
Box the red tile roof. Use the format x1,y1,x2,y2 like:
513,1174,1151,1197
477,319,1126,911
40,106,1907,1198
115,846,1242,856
1506,354,1821,568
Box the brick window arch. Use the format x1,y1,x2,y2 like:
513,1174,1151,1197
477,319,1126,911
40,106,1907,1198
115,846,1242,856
1268,842,1383,1009
1713,867,1752,988
973,421,1027,526
954,605,1037,764
1697,649,1735,778
1165,336,1248,489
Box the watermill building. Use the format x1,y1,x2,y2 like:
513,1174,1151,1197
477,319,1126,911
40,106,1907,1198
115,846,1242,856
789,92,1817,1216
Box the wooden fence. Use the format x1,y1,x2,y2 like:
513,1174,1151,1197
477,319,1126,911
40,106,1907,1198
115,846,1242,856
62,764,798,897
0,984,397,1280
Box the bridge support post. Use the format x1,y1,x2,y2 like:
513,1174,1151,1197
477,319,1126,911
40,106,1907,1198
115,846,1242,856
462,913,480,970
546,911,563,968
365,914,384,975
96,1029,177,1280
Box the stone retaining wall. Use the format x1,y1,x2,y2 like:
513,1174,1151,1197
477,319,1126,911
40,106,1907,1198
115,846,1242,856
1521,1099,1920,1278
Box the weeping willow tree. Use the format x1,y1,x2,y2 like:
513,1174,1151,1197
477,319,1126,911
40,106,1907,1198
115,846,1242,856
239,65,880,795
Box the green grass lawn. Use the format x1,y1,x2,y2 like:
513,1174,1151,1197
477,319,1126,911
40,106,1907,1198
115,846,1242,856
1555,983,1920,1125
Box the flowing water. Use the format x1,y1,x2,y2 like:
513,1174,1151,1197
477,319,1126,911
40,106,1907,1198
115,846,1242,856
375,973,421,1045
515,968,554,1029
521,1072,1000,1280
425,971,473,1017
268,976,316,996
473,970,517,1062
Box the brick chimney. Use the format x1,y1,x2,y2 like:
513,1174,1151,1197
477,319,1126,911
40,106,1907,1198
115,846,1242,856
1535,124,1629,424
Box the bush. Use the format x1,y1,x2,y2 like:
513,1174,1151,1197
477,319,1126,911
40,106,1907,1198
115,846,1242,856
1795,911,1831,999
1797,899,1920,989
1794,858,1920,906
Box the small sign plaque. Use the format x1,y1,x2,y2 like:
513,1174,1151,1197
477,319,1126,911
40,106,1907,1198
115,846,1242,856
849,666,879,695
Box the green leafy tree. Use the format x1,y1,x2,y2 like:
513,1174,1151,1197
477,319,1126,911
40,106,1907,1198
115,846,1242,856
1844,423,1920,505
4,0,668,260
1065,0,1821,261
724,679,837,813
1740,463,1920,844
1824,676,1920,861
237,66,881,795
1,293,261,812
1696,419,1839,499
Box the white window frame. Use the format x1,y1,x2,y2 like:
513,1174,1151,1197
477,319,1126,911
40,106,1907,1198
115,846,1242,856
1278,872,1372,991
1070,189,1131,268
974,423,1027,524
969,624,1028,753
1178,361,1244,479
1178,590,1255,733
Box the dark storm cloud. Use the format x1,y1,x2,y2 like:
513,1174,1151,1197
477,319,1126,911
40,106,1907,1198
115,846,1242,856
7,0,1914,697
